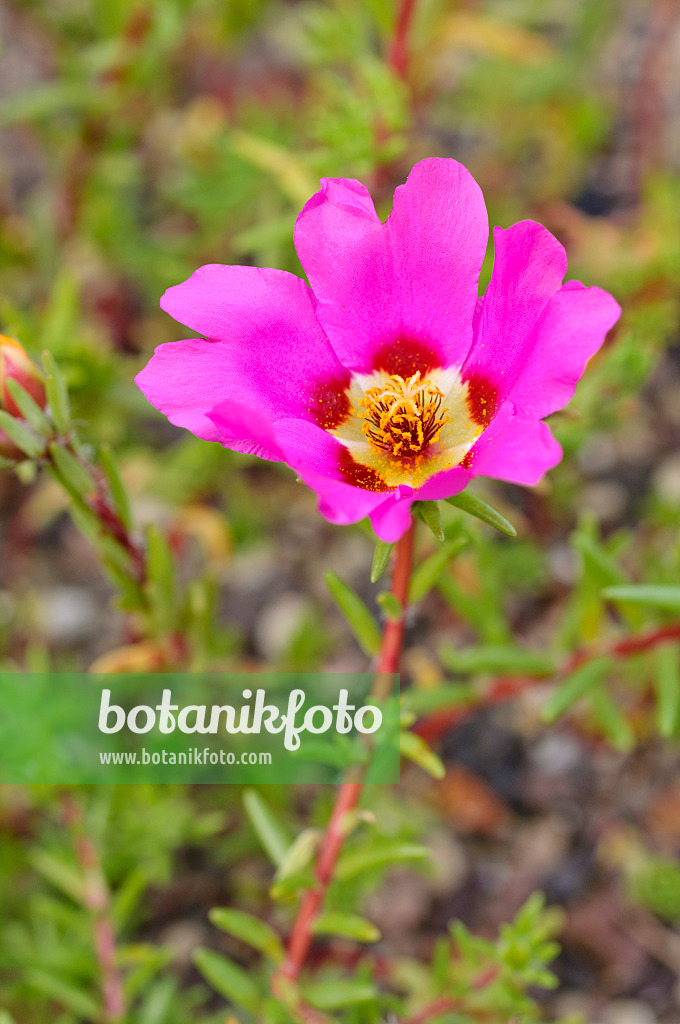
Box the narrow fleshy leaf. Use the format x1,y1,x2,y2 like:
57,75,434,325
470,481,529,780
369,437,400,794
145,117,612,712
42,350,70,434
572,531,628,586
242,789,292,867
209,908,284,963
541,658,612,724
377,591,402,620
48,442,94,496
603,584,680,612
439,643,555,676
415,500,444,541
26,970,100,1021
303,978,377,1010
409,537,467,603
371,538,394,583
0,410,45,459
146,524,176,628
589,686,634,752
445,491,517,536
654,645,680,739
99,443,133,531
312,911,381,943
5,378,52,436
270,828,319,898
399,730,446,779
401,682,475,715
29,848,85,903
325,571,381,657
336,842,429,880
192,949,260,1011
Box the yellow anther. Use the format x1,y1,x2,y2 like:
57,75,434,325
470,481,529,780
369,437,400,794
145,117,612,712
359,372,449,459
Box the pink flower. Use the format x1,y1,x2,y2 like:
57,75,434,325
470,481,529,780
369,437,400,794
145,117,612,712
136,159,621,542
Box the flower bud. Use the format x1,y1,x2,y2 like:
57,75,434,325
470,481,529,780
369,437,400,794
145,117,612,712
0,335,47,416
88,642,168,674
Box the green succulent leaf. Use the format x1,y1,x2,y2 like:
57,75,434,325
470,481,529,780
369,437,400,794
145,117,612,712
48,442,94,496
325,570,381,656
192,948,260,1012
0,410,45,459
399,729,445,779
312,911,381,943
415,500,444,541
99,443,133,532
243,789,292,867
445,491,517,536
541,657,612,724
5,378,52,436
209,908,284,963
42,350,70,434
440,643,555,676
377,590,402,620
336,842,429,880
409,537,467,603
654,645,680,738
302,977,378,1010
370,537,394,583
603,584,680,612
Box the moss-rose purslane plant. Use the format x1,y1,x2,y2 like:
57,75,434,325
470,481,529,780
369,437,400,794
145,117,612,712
136,158,621,540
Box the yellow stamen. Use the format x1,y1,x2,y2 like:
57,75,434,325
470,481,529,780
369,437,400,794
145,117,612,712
359,372,449,458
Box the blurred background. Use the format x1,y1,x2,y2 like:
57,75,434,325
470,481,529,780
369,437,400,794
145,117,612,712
2,1,680,1022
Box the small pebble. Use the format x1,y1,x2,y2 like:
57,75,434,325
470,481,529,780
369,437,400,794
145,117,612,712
600,999,656,1024
653,453,680,505
254,593,310,661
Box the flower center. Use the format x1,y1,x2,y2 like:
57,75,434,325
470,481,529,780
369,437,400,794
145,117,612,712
359,372,449,459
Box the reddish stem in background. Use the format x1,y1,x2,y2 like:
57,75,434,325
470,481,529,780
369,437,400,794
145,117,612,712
388,0,419,78
62,798,126,1023
415,621,680,746
277,519,416,987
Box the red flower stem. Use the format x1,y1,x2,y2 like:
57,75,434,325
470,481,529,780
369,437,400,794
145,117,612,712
62,797,126,1022
377,518,416,675
278,518,416,985
388,0,419,78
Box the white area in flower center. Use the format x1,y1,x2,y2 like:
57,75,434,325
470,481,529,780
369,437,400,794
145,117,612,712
330,367,484,489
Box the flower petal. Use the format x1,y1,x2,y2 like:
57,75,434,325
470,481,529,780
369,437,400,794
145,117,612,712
135,338,279,459
208,405,392,526
505,281,621,418
415,466,470,502
295,158,488,373
141,265,352,439
368,494,416,542
466,403,563,486
462,221,567,423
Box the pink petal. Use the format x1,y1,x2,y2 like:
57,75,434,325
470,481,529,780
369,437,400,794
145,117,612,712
462,222,567,426
369,495,416,542
506,281,621,418
415,466,471,502
294,158,488,374
138,266,352,444
466,403,563,486
136,338,278,459
208,406,391,526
